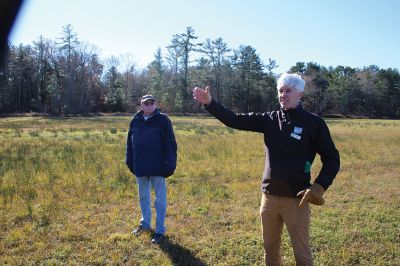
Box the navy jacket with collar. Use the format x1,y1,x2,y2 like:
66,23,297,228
126,109,177,177
205,100,340,197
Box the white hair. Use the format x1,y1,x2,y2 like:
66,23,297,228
277,73,305,92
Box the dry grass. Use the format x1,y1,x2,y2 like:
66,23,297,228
0,117,399,265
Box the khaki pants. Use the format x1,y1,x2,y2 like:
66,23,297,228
260,193,313,266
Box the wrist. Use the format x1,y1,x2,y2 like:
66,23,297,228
310,183,325,198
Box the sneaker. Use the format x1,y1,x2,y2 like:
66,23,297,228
131,225,150,236
151,233,164,244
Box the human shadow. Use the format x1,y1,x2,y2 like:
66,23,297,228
158,235,207,266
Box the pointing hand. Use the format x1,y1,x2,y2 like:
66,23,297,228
193,86,212,105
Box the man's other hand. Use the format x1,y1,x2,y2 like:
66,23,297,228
297,183,326,207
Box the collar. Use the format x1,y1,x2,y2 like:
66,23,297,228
280,104,302,122
280,103,303,113
135,109,160,120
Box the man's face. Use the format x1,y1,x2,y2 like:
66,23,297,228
278,85,303,110
141,100,157,115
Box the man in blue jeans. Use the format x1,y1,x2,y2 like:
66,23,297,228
126,94,177,244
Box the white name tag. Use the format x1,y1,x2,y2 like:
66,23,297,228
294,126,303,134
290,133,301,140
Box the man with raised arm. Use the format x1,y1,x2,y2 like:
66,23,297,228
193,73,340,266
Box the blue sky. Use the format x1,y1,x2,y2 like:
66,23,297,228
10,0,400,73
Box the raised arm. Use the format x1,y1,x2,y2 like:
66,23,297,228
193,86,266,133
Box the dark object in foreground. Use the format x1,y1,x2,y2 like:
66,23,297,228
0,0,24,66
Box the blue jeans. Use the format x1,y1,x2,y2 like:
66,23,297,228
136,176,167,234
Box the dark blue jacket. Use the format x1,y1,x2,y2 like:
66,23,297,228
126,109,177,177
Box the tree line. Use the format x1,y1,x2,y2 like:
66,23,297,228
1,25,399,118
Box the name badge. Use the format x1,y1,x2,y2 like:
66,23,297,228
294,126,303,134
290,133,301,140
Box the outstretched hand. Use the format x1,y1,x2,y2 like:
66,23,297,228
193,86,212,105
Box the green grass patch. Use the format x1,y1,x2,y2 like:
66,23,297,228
0,116,399,265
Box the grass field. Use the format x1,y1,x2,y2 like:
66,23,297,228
0,116,399,265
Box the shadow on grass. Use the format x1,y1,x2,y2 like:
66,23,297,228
159,236,207,266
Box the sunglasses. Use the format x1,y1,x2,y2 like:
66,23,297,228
143,101,155,106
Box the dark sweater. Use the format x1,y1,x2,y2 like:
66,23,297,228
126,109,177,177
205,100,340,197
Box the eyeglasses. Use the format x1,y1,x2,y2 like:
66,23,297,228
143,101,155,106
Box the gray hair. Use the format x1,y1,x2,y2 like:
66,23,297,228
277,73,305,92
